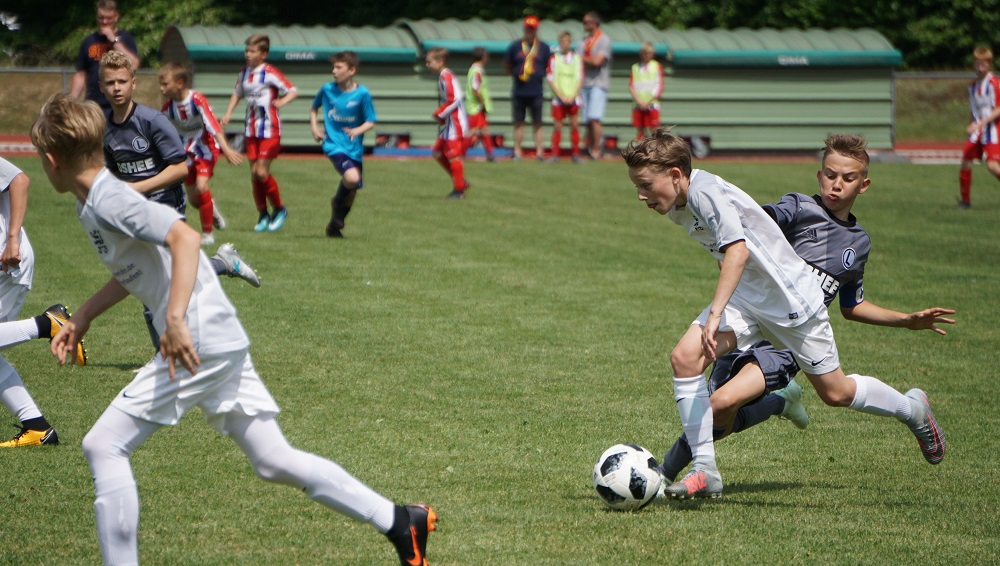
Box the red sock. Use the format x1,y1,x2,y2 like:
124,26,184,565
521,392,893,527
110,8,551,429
570,129,580,155
482,132,494,156
198,189,214,233
264,175,283,209
551,130,561,156
959,169,972,203
449,159,465,190
435,153,450,173
251,178,267,212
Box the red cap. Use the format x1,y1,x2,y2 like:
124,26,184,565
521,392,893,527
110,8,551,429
523,16,540,29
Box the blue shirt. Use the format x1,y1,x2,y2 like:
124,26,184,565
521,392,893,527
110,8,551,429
312,83,376,161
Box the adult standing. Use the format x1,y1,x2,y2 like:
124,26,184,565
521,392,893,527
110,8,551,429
70,0,140,112
578,11,612,159
503,16,552,160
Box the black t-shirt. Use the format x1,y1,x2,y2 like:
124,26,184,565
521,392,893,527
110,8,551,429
75,30,138,110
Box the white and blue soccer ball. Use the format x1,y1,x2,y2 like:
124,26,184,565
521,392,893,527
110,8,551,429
592,444,662,511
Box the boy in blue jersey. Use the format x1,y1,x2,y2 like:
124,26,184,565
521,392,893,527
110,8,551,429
309,51,377,238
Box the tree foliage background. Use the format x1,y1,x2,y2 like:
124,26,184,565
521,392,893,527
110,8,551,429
2,0,998,69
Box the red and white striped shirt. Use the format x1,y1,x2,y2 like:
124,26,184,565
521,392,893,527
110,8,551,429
162,90,223,162
969,72,1000,144
234,63,296,139
434,68,468,141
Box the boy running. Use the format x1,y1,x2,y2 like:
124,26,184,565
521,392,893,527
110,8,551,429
426,48,470,200
959,46,1000,208
622,128,946,499
222,33,298,231
159,62,243,246
657,134,955,482
309,51,377,238
32,92,436,566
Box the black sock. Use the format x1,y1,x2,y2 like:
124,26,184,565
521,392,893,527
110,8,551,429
332,182,355,228
210,257,227,276
21,416,50,431
660,435,693,482
384,505,409,540
731,394,784,434
34,315,52,339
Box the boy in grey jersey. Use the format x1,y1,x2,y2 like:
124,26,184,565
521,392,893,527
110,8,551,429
31,92,437,566
623,130,948,500
658,135,957,482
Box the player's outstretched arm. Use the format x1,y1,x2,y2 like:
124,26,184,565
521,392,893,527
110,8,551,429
841,301,956,335
160,220,201,379
703,240,749,360
52,278,129,365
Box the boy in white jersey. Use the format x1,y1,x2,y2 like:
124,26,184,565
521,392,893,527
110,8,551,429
31,93,436,566
222,33,298,232
546,31,583,163
622,128,946,499
159,62,243,246
0,157,89,448
959,46,1000,208
309,51,376,238
657,134,955,482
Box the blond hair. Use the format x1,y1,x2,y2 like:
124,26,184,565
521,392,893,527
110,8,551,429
974,46,993,62
245,33,270,53
426,47,448,63
30,93,106,169
100,50,134,77
621,127,692,177
157,62,190,85
822,133,870,176
640,42,656,56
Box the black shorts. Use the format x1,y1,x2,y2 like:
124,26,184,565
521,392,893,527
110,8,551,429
708,341,800,403
512,94,543,125
148,184,187,216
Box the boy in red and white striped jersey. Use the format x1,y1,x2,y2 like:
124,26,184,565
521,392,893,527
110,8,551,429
426,48,470,200
222,34,298,231
959,46,1000,209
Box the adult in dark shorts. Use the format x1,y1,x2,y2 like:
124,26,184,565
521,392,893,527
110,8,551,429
503,16,552,160
70,0,140,112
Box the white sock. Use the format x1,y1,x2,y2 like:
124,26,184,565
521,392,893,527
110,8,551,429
674,375,716,470
847,374,913,422
226,413,396,533
0,319,39,348
0,357,41,421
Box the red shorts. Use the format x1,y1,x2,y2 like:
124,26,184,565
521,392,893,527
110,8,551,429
962,139,1000,162
551,103,579,121
246,137,281,161
468,112,488,130
185,158,217,186
632,107,661,129
433,138,466,159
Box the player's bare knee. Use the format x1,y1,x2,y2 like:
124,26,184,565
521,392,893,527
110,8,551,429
669,347,702,377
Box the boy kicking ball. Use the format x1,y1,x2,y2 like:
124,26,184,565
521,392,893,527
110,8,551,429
32,93,436,565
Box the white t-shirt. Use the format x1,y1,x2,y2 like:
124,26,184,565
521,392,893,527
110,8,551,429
0,157,33,288
668,169,825,327
78,169,249,354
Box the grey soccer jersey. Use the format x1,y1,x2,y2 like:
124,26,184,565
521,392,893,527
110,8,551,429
103,103,187,205
78,169,249,355
763,193,871,308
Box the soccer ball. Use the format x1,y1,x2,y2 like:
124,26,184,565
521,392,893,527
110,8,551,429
592,444,662,511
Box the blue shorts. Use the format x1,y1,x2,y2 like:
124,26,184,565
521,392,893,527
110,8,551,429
580,86,608,122
708,341,801,403
148,184,187,216
327,153,363,189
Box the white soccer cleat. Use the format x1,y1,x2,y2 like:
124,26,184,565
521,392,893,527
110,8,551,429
200,232,215,246
212,202,227,230
775,378,809,429
213,243,260,288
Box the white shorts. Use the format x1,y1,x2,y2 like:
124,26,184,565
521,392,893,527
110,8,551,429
111,348,280,434
0,279,28,322
694,302,840,375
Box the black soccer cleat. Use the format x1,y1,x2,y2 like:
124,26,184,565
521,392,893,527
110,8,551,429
388,504,437,566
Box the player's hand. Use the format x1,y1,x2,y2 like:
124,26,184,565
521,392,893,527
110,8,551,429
701,314,721,361
51,318,88,366
0,240,21,272
100,25,116,43
344,127,360,141
223,148,243,166
906,307,956,335
160,321,200,380
311,126,326,142
221,113,231,126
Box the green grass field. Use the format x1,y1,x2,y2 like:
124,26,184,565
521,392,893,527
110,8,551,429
0,155,997,564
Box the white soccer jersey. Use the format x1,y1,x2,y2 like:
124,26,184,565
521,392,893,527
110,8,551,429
233,63,296,139
79,169,249,355
668,169,825,327
0,157,33,288
968,72,1000,143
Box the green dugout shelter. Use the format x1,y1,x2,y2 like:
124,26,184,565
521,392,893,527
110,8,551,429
159,22,901,152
